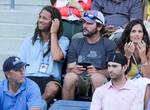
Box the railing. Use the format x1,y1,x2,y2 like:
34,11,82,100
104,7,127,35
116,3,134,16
10,0,15,9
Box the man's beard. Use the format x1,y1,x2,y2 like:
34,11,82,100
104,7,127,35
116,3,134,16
82,28,98,38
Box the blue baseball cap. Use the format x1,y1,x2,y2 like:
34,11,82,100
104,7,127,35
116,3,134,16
3,56,29,72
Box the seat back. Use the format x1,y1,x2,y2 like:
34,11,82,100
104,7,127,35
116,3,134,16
49,100,91,110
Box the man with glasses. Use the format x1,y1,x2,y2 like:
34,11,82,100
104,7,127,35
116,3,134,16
0,56,43,110
62,10,116,100
90,52,143,110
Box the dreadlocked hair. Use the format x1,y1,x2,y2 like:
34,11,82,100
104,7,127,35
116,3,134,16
32,5,63,57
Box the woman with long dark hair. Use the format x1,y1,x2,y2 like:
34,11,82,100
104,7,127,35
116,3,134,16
117,19,150,79
117,19,150,109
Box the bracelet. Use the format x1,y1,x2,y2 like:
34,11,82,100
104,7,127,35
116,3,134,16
50,32,57,34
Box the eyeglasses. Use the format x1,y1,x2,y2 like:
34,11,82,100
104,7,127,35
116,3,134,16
83,12,103,24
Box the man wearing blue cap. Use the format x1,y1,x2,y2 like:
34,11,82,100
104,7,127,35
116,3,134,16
90,52,143,110
0,56,43,110
62,10,116,100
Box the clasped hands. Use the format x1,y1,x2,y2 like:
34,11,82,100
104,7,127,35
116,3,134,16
124,40,146,59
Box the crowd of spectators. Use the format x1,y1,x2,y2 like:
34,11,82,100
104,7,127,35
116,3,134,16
1,0,150,110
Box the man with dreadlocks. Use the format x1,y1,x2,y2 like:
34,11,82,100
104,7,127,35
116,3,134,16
18,6,69,106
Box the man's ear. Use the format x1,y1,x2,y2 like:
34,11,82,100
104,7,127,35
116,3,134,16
97,25,102,31
123,65,128,71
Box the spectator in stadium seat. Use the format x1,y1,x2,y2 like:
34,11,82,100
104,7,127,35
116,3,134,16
62,10,116,100
90,52,143,110
92,0,143,37
117,19,150,79
117,19,150,109
18,6,69,106
0,56,43,110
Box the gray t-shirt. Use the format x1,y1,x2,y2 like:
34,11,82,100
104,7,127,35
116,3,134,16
67,37,116,69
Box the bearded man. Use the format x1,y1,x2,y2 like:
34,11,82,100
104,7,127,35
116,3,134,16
62,10,116,100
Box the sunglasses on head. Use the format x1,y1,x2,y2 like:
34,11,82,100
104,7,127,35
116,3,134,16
83,12,103,24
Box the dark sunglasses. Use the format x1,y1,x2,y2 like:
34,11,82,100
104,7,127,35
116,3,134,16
83,12,103,24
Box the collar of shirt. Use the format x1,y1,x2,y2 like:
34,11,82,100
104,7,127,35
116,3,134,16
37,35,50,43
35,35,41,40
107,79,134,90
2,78,26,96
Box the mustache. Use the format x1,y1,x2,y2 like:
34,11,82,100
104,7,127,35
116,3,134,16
82,28,89,32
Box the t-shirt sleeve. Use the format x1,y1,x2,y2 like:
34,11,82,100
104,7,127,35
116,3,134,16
59,36,70,58
18,37,32,62
67,38,80,64
27,82,42,109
